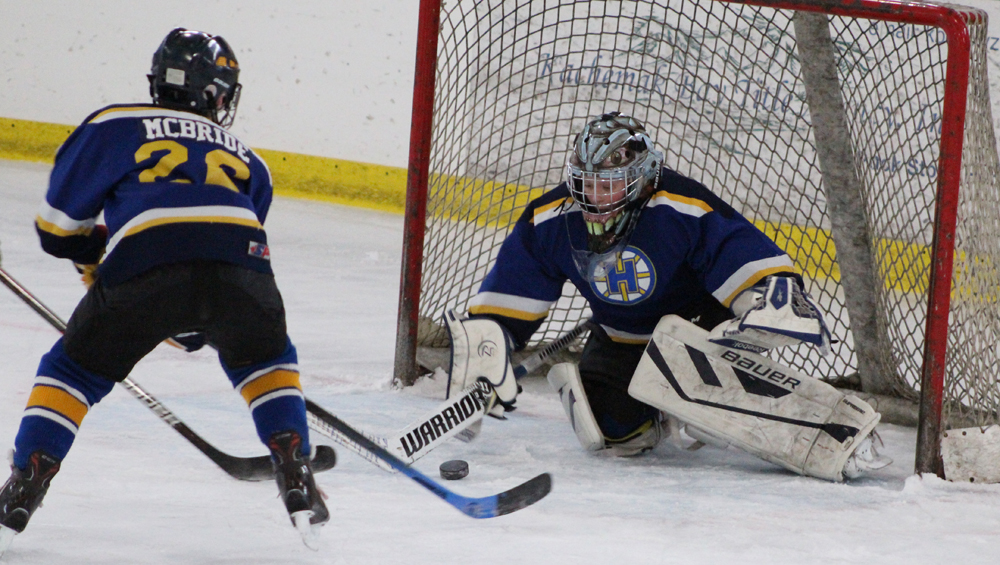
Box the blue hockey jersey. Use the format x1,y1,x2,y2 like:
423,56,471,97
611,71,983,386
468,167,796,347
36,104,274,287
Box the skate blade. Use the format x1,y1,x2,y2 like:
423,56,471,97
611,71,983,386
0,524,16,558
291,510,320,550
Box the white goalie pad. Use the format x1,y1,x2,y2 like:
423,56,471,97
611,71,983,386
443,309,518,416
629,315,881,482
547,363,605,451
941,425,1000,483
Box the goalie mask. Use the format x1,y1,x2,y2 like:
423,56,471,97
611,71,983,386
148,28,242,128
565,112,663,279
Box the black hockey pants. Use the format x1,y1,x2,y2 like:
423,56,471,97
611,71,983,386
63,260,288,382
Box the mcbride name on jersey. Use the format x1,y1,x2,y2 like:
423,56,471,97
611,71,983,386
36,104,274,287
469,167,796,347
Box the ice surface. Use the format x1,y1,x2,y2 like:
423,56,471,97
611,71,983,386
2,160,999,564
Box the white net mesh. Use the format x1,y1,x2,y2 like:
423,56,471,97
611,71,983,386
415,0,1000,427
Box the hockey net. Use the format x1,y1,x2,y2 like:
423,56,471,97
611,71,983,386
397,0,1000,474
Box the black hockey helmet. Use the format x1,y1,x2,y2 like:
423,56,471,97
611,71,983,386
148,28,242,128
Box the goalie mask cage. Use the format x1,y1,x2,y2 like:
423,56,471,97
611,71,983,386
395,0,1000,477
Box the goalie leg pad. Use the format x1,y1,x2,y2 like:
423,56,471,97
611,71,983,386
629,315,881,482
547,363,605,451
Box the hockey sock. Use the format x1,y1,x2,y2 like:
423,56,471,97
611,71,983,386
13,339,114,468
225,340,310,456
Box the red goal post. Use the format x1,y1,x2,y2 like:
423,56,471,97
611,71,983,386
395,0,1000,478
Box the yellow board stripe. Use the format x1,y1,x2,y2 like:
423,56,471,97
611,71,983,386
240,370,302,405
26,385,89,427
0,116,980,298
468,304,549,322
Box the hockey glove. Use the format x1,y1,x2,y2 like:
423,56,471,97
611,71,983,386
707,275,832,355
73,225,108,289
74,262,99,289
443,308,519,419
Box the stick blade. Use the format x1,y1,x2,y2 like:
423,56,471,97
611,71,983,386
228,445,337,482
455,472,552,519
495,472,552,517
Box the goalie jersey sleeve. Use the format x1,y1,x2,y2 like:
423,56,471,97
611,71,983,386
37,104,275,287
470,167,796,347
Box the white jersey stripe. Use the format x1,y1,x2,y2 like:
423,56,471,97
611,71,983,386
533,198,577,226
235,363,300,394
248,388,304,412
36,201,98,235
469,291,553,315
105,205,263,255
712,256,796,307
23,407,80,434
646,192,714,218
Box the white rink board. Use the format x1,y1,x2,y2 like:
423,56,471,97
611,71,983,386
3,0,1000,168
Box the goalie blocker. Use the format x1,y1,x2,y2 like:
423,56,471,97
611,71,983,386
628,315,889,481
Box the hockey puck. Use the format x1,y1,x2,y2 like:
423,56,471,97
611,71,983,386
439,459,469,480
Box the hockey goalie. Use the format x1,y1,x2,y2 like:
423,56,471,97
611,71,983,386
444,112,891,482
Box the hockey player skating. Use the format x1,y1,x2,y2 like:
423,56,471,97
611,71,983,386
445,112,891,482
0,28,328,556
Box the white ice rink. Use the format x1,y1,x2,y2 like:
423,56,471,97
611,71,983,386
1,159,999,564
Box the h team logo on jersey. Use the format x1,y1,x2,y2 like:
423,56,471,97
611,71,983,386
591,246,656,304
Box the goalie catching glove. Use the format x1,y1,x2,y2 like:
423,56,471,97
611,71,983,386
443,309,519,418
708,275,831,356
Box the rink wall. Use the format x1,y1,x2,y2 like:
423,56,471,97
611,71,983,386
4,1,1000,219
0,116,409,214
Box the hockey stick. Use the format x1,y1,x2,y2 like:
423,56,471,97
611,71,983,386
306,379,493,472
305,398,552,518
513,318,594,379
0,265,336,482
316,319,594,472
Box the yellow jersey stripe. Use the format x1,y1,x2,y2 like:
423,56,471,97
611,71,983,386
35,216,95,238
26,385,89,427
120,215,263,240
468,304,549,321
86,106,216,126
648,190,714,215
719,265,796,307
532,197,572,226
240,370,302,405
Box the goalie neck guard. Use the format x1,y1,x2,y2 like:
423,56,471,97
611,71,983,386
148,28,242,128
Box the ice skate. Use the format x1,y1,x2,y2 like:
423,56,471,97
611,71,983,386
843,432,892,479
269,431,329,550
0,451,61,558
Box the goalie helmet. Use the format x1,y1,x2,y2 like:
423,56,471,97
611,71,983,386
148,28,242,128
565,112,663,255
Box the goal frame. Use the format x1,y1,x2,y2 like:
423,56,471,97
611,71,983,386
394,0,975,478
